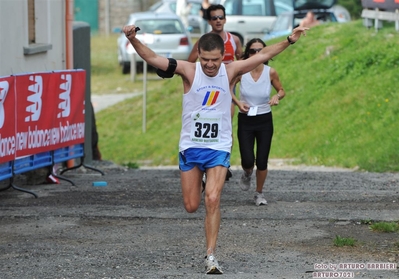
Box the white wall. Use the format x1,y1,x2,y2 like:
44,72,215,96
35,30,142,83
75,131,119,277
0,0,66,77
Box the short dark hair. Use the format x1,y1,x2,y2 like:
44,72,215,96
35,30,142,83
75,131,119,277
198,33,225,55
206,4,226,19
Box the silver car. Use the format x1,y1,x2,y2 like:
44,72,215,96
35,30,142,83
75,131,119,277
220,0,293,44
263,0,348,42
117,12,193,74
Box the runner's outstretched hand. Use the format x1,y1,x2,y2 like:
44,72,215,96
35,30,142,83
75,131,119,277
288,27,309,43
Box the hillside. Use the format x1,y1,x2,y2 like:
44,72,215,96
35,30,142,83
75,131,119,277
96,20,399,172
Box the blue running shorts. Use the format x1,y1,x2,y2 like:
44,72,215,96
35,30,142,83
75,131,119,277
179,148,230,172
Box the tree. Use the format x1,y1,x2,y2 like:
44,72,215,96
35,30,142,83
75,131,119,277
337,0,363,20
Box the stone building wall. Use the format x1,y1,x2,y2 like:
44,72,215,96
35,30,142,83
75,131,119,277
98,0,158,34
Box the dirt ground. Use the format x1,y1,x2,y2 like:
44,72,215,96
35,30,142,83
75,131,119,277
0,161,398,279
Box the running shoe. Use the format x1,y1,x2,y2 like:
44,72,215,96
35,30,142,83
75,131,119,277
205,254,223,274
239,172,251,191
254,192,267,206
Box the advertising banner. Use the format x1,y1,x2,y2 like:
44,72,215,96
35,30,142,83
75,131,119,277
0,70,86,161
53,71,86,149
15,72,56,157
0,76,16,163
362,0,399,10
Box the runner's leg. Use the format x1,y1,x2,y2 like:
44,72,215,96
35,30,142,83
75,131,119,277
203,165,227,255
181,167,203,213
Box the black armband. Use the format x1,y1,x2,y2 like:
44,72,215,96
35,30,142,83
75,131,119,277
156,58,177,79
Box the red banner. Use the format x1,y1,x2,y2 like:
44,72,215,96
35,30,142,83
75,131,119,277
362,0,399,9
0,76,16,163
0,70,86,163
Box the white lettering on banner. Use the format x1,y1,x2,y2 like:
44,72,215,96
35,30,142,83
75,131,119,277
51,127,60,145
16,132,28,150
15,123,83,151
59,122,85,143
0,134,16,157
25,75,43,122
0,80,9,129
58,74,71,118
28,126,52,148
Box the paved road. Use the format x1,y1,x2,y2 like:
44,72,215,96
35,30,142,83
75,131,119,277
91,92,142,113
0,164,398,279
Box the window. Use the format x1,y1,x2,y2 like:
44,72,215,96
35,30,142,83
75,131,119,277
136,19,184,34
24,0,52,55
242,0,265,16
223,0,275,16
224,0,240,15
28,0,36,43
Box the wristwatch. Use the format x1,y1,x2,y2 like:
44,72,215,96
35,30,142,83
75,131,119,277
287,36,295,45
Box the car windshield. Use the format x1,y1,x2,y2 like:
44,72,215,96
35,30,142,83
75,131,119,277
243,0,266,15
294,0,336,10
224,0,275,16
136,19,183,34
275,0,294,15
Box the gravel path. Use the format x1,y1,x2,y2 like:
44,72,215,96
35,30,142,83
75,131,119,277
0,162,398,279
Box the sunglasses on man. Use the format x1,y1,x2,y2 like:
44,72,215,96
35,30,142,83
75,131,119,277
210,15,225,21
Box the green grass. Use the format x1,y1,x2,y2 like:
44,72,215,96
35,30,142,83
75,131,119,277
369,222,399,233
333,235,357,247
91,21,399,170
90,34,167,94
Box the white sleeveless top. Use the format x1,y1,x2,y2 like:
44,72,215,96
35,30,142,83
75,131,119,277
239,65,272,115
179,62,232,153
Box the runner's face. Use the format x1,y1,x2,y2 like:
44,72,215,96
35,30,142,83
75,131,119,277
198,49,224,77
248,42,264,56
208,9,225,32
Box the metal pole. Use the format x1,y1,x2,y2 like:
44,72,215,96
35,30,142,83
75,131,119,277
105,0,110,36
374,8,379,31
142,60,147,133
130,53,136,82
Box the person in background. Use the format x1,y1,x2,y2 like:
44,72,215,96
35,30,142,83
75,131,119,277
91,102,102,161
176,0,192,30
123,23,307,274
188,4,243,181
300,11,320,28
236,38,285,206
189,4,242,64
199,0,211,34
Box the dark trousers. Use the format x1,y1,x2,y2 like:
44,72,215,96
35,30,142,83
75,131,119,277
237,112,273,170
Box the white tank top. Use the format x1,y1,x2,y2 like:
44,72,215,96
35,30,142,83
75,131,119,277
179,62,232,153
239,65,272,115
